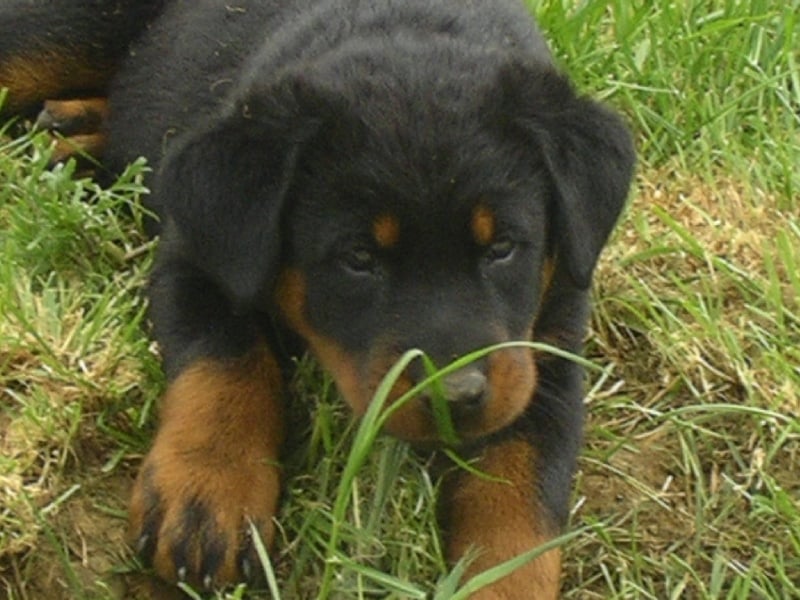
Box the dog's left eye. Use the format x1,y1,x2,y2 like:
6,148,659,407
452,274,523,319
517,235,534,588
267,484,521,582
341,246,378,275
484,239,516,263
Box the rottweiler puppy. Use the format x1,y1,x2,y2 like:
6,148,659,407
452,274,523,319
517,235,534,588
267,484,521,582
0,0,635,597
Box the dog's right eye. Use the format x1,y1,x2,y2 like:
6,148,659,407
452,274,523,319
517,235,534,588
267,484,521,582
340,247,378,275
484,239,517,264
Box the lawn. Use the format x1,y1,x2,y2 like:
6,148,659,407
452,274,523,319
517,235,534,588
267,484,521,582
1,0,798,598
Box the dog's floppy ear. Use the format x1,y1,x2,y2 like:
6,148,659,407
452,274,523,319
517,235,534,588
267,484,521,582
500,60,635,288
154,76,338,309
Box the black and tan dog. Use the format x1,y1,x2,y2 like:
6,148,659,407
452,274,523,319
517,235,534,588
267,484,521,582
0,1,634,597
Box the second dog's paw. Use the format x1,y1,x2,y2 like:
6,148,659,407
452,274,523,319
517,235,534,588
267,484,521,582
35,98,108,166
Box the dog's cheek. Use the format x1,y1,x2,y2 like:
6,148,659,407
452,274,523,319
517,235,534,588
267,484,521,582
361,345,475,444
311,340,367,414
483,347,537,433
321,343,433,441
376,371,435,443
274,268,370,413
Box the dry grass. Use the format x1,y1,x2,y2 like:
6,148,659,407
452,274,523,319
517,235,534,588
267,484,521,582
565,166,800,598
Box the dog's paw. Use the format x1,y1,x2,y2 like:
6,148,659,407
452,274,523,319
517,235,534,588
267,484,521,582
128,353,286,590
35,98,108,167
128,436,281,590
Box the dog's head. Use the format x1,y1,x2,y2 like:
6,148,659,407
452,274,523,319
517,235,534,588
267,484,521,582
156,45,634,445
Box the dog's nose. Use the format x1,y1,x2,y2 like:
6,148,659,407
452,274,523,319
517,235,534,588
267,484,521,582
442,367,488,413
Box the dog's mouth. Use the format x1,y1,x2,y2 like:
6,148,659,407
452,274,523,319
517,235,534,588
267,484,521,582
338,347,537,446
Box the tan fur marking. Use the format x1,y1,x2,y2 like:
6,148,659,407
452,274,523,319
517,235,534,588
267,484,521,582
39,97,108,133
372,213,400,249
128,349,284,587
275,269,437,440
471,204,496,246
34,98,109,165
50,133,107,164
275,269,366,412
539,255,556,301
481,347,536,434
444,439,561,599
0,52,112,114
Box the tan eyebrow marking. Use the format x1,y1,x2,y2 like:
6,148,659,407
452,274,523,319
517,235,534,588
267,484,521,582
540,255,556,300
471,204,495,246
372,213,400,249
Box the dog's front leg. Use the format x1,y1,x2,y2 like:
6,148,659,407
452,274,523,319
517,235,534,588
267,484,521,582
441,437,562,600
128,347,284,590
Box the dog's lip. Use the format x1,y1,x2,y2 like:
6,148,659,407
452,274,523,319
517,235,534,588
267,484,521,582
419,392,486,427
380,395,504,448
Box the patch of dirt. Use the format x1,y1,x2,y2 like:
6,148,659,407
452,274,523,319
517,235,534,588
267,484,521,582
5,478,111,596
1,460,160,600
577,432,690,533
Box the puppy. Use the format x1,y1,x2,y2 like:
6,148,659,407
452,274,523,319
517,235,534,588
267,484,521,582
0,1,634,597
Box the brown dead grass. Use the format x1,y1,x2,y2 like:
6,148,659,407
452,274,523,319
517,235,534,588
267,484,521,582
596,168,798,410
563,166,799,597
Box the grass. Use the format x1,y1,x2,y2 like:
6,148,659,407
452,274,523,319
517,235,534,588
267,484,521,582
1,0,798,598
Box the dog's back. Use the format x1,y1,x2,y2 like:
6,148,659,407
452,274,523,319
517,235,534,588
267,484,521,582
104,0,555,176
